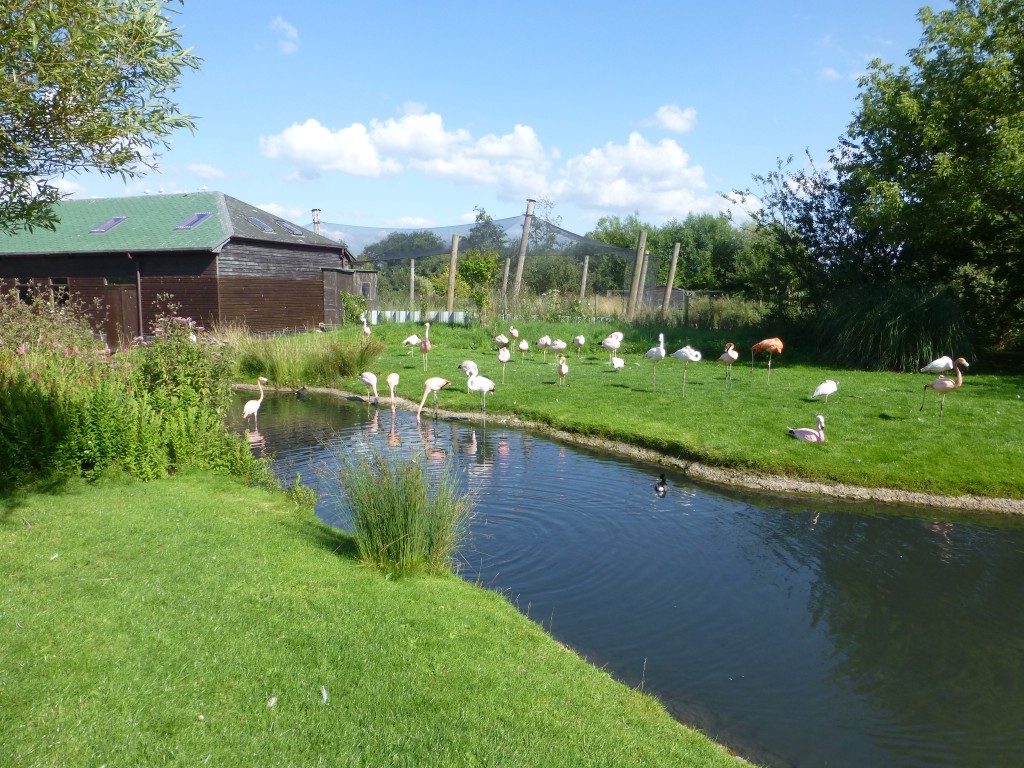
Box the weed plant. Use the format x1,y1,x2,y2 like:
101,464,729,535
339,449,473,576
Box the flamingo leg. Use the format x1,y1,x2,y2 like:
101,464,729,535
766,352,773,384
652,362,657,392
682,364,688,398
501,364,506,384
939,394,946,422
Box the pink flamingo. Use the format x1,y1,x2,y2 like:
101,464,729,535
358,371,379,405
417,376,449,420
242,376,269,430
549,338,567,356
386,372,400,407
788,414,826,443
494,332,509,347
420,322,432,371
509,325,519,340
751,337,784,383
600,332,623,365
497,346,511,383
573,334,586,359
557,354,569,386
920,357,968,421
644,333,666,391
718,342,739,384
518,338,529,362
536,335,552,361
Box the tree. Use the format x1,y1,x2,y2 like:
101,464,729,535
1,0,201,234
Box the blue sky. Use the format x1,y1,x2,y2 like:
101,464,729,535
64,1,947,234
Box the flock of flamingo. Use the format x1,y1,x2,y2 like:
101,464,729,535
241,322,970,443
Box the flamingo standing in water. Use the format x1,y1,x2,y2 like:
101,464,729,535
386,372,400,407
358,371,379,405
920,357,968,421
459,360,495,414
752,337,784,383
420,322,432,371
670,345,702,397
242,376,269,430
573,334,586,359
788,414,826,443
600,332,623,365
417,376,450,420
518,338,529,362
645,333,666,391
718,342,739,384
556,355,569,386
497,346,511,383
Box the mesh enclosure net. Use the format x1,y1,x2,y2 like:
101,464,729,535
312,215,675,314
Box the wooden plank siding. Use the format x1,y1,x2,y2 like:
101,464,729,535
218,240,345,278
220,276,324,332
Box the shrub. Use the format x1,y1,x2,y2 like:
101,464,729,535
339,449,474,576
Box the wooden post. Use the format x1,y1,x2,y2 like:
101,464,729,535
579,253,590,303
511,199,536,305
661,242,680,319
409,258,416,307
626,229,647,320
446,234,460,313
638,250,650,313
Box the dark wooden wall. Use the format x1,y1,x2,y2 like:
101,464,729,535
220,276,324,332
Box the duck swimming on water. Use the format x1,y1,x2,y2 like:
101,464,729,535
655,473,668,497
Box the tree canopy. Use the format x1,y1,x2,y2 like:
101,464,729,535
1,0,200,234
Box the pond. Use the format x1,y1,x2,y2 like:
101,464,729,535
236,389,1024,768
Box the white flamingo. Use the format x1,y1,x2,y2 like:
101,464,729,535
242,376,268,430
920,357,968,421
494,333,509,347
812,379,838,405
536,335,552,360
459,360,496,414
670,345,702,397
921,356,969,375
573,334,586,359
361,313,371,342
358,371,379,405
718,342,739,384
557,354,569,386
401,333,421,355
611,355,625,370
549,338,568,355
600,332,623,365
386,372,400,407
417,376,449,420
644,333,666,391
788,414,826,443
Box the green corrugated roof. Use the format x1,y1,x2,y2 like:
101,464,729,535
0,191,346,255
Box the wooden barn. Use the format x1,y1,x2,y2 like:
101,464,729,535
0,191,375,342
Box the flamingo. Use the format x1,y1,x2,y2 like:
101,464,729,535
654,474,668,497
386,372,400,407
497,346,511,383
812,379,838,404
518,338,529,362
401,333,421,355
536,335,552,360
417,376,450,420
752,337,784,383
494,332,509,347
921,356,969,375
670,345,702,397
600,332,623,365
573,334,586,359
509,325,519,340
358,371,379,405
557,354,569,386
920,357,968,421
718,342,739,384
420,322,432,371
644,333,666,391
459,360,496,414
242,376,269,430
361,313,371,342
788,414,826,443
549,338,568,355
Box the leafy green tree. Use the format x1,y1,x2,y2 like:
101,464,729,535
457,247,500,321
1,0,201,234
462,207,509,254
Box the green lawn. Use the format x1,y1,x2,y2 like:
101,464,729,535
317,321,1024,501
1,474,749,767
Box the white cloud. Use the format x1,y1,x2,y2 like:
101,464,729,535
650,104,698,134
257,202,306,221
270,17,299,54
396,216,435,227
187,162,225,180
259,118,402,177
820,67,841,81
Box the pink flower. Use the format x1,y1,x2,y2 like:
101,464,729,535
17,342,28,356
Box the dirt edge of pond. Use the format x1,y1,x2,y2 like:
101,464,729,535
262,384,1024,516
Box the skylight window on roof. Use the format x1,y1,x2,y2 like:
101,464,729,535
246,216,275,233
90,216,127,233
277,220,304,236
173,212,212,230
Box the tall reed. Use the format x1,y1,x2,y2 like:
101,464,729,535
340,449,473,576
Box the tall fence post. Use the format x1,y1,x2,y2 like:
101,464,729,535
626,229,647,321
661,242,680,319
409,258,416,307
446,234,460,313
511,199,536,311
579,253,590,304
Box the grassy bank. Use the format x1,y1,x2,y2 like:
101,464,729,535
234,321,1024,501
0,474,748,767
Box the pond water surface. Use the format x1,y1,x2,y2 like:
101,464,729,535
236,390,1024,768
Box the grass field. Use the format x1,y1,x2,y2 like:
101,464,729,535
0,474,749,767
274,320,1024,501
